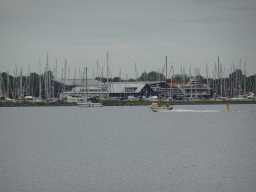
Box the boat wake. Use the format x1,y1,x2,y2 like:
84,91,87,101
160,109,256,113
168,109,220,113
235,110,256,113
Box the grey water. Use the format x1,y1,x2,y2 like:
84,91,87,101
1,104,256,192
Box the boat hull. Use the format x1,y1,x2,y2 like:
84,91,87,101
77,103,103,107
150,107,173,112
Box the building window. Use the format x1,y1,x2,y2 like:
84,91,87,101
125,87,137,92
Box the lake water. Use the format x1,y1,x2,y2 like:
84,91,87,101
1,104,256,192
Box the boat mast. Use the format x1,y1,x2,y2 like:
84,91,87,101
78,66,81,96
0,72,2,98
19,67,22,96
82,67,85,98
239,59,241,94
190,67,192,98
13,70,15,98
74,67,76,96
206,63,208,86
97,61,99,98
32,68,34,97
68,66,70,79
56,59,58,79
244,61,246,94
39,60,42,100
48,57,51,99
107,51,108,83
15,64,17,98
86,67,88,100
135,63,137,82
218,56,220,95
20,67,23,99
28,65,30,96
64,59,67,95
7,70,9,98
107,51,109,99
166,56,167,82
220,64,222,96
230,65,232,97
46,53,48,100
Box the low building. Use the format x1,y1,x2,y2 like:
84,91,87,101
56,79,210,101
108,82,154,100
52,78,107,99
58,85,108,100
166,79,211,99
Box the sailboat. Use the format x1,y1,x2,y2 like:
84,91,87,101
77,67,103,107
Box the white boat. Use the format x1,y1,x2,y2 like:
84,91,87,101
246,95,255,100
47,98,57,102
4,97,15,102
24,95,33,102
76,67,103,107
66,96,87,103
246,92,255,100
77,101,103,107
147,96,158,101
149,103,173,112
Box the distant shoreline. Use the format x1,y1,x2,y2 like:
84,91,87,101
1,100,256,107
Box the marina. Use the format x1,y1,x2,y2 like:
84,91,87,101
1,1,256,191
1,54,256,105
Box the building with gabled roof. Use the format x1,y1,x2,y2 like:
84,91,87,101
108,82,154,100
55,78,210,100
55,80,162,100
166,78,211,99
52,78,105,99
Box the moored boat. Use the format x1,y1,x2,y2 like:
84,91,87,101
77,67,103,107
149,103,173,112
77,101,103,107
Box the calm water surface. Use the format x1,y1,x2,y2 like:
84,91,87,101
1,104,256,192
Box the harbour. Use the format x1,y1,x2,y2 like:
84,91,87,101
1,55,256,105
1,1,256,191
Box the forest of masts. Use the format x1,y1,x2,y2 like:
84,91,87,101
1,54,256,100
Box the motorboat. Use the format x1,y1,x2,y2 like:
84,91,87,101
149,103,173,112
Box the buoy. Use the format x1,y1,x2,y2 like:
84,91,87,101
227,103,230,112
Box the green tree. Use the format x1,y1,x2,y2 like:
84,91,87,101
138,71,165,81
113,77,121,82
138,72,148,81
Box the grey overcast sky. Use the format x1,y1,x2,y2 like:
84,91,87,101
1,0,256,79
